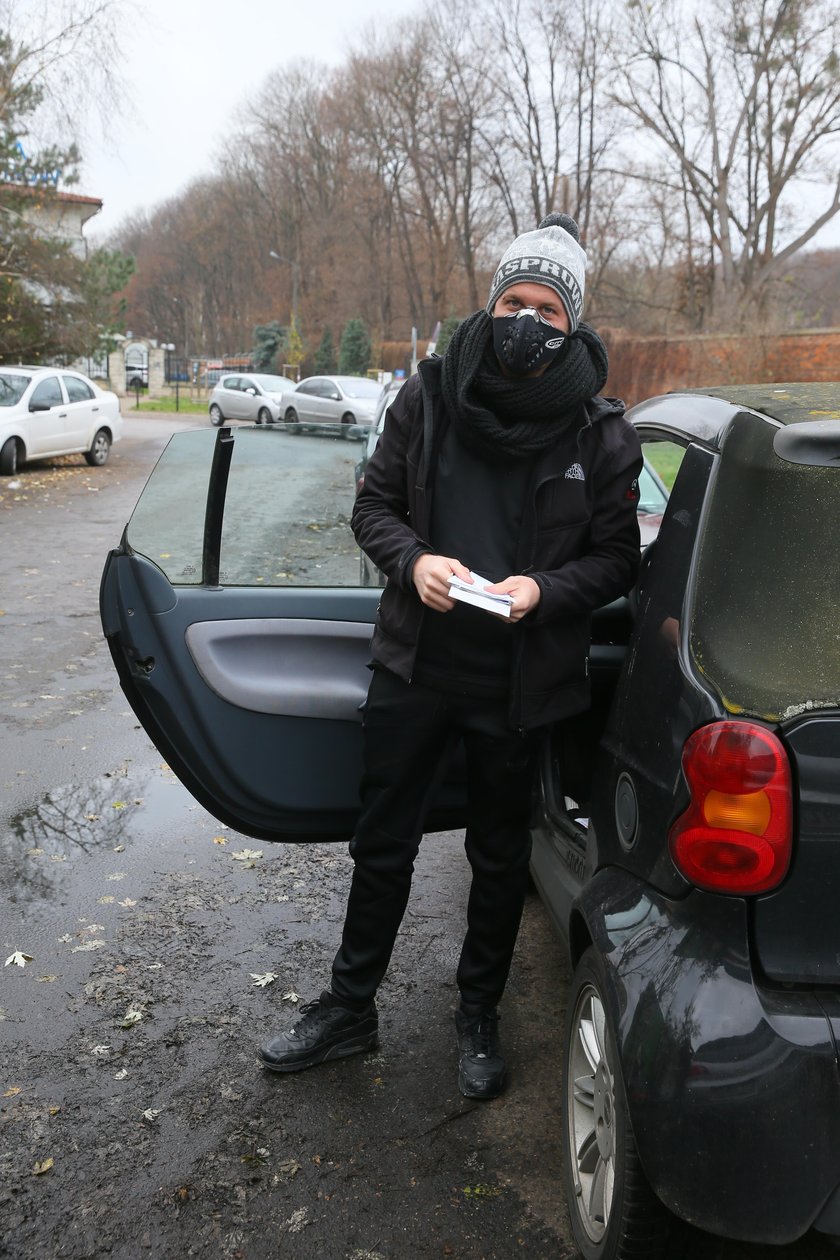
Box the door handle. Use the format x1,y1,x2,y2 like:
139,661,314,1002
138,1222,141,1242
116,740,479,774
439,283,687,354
59,412,67,417
92,406,99,412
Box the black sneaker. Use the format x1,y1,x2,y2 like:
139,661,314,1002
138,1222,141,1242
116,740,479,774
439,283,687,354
260,990,378,1073
454,1005,506,1099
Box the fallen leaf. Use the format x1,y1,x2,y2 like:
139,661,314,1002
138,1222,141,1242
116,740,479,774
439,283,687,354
121,1006,145,1028
114,1069,129,1081
146,962,163,970
48,1106,60,1116
58,933,73,943
97,896,115,905
84,814,100,821
113,844,125,853
232,848,263,863
212,836,227,845
250,972,277,988
112,801,126,810
284,1207,310,1233
4,951,32,968
91,1045,110,1057
282,991,300,1004
106,873,126,882
72,940,105,953
277,1158,301,1177
118,898,136,908
32,1158,54,1175
36,975,57,983
141,1108,161,1122
3,1087,22,1097
27,847,44,856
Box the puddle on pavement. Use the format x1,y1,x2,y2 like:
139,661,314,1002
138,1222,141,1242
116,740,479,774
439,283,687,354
0,763,207,905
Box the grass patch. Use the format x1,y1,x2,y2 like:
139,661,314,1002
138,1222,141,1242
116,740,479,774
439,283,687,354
644,441,684,491
126,394,209,415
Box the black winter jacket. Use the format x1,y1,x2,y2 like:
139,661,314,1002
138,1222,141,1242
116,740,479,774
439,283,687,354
351,356,643,730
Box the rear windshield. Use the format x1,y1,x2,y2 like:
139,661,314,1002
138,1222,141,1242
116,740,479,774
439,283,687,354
0,373,30,406
690,411,840,722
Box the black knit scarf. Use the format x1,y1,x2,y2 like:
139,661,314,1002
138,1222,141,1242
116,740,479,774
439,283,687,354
440,309,609,464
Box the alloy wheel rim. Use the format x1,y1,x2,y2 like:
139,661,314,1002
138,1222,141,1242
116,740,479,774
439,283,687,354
567,982,616,1242
93,434,108,460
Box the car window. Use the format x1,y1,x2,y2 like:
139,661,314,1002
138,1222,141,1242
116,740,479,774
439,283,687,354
221,376,240,390
240,378,258,393
30,376,64,408
0,373,31,406
341,379,381,399
640,438,686,491
125,429,363,587
690,411,840,722
321,381,341,399
252,375,288,392
63,375,95,403
296,381,316,396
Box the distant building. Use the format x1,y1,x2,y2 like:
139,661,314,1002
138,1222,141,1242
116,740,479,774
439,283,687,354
0,184,102,258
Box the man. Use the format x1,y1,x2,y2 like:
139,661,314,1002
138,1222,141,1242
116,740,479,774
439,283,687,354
261,213,642,1098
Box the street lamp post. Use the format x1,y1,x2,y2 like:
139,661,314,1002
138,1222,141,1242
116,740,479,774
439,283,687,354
162,343,178,412
268,249,300,330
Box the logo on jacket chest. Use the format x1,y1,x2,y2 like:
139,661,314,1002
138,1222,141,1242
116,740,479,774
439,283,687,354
564,463,585,481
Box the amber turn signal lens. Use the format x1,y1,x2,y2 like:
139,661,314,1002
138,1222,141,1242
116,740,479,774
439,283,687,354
703,789,771,836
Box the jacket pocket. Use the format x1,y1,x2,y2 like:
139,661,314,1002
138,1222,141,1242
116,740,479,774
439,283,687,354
534,521,591,570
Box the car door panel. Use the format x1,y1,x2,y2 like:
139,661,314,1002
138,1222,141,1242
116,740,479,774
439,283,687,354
185,618,374,719
100,425,468,842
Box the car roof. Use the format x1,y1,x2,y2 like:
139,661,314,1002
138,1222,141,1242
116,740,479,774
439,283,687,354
629,381,840,449
683,382,840,426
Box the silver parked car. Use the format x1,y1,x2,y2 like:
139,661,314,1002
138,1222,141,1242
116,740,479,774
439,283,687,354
208,373,292,427
283,375,381,434
0,366,123,476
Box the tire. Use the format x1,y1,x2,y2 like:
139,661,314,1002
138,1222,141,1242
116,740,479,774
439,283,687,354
562,947,675,1260
84,428,111,467
0,436,18,475
285,407,300,433
340,411,356,439
209,404,224,427
258,406,273,425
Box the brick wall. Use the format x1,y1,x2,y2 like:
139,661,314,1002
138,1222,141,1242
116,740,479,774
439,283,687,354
379,327,840,406
603,327,840,408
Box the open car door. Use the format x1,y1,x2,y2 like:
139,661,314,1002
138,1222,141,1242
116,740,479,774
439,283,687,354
100,424,468,843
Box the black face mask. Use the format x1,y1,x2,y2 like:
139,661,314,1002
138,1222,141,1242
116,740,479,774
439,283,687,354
492,307,567,376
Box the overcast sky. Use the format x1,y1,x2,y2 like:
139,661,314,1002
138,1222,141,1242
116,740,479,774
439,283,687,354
79,0,839,251
82,0,421,239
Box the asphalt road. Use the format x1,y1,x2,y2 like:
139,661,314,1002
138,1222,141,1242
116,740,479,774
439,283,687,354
1,415,838,1260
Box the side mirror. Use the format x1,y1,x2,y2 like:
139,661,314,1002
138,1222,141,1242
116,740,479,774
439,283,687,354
330,391,341,401
245,387,257,396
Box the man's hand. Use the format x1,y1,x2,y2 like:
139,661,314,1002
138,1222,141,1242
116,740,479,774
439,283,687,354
412,554,472,611
485,575,541,623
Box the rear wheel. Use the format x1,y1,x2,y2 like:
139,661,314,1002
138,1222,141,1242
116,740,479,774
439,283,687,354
562,947,675,1260
85,428,111,467
209,404,224,427
0,436,18,475
258,406,273,425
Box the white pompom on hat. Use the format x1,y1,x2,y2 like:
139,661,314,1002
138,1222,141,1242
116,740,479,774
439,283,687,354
486,213,587,332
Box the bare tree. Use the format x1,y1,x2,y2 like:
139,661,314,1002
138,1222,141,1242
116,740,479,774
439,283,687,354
613,0,840,324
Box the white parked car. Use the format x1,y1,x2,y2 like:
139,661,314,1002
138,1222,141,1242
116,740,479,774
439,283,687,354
283,375,381,433
208,372,292,426
0,366,123,476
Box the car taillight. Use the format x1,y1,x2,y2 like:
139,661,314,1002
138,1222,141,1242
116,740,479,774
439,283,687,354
669,721,792,895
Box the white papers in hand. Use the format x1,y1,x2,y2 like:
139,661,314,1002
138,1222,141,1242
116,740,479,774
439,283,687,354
447,571,513,618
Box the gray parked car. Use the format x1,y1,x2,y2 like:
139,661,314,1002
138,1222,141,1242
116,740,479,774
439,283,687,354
208,373,292,426
283,375,381,434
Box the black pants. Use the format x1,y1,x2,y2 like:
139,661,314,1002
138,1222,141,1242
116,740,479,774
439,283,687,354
330,667,540,1011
